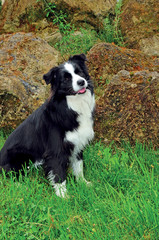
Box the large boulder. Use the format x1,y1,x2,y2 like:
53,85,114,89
87,43,159,147
94,70,159,147
0,32,59,129
120,0,159,56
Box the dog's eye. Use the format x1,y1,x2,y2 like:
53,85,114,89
64,72,71,81
75,68,82,75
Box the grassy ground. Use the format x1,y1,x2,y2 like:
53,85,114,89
0,133,159,239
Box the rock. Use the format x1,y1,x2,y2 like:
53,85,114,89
139,35,159,56
36,27,62,46
87,42,159,88
0,0,45,33
120,0,159,56
0,32,59,129
87,42,159,147
0,0,116,34
54,0,116,18
94,70,159,147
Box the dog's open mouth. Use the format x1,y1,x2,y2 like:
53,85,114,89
77,88,86,94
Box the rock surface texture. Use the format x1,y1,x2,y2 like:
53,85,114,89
54,0,116,19
87,43,159,147
94,70,159,147
120,0,159,56
87,42,159,86
0,0,116,33
0,32,59,129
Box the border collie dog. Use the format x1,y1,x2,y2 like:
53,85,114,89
0,54,95,197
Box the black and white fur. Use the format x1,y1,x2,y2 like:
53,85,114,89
0,54,95,197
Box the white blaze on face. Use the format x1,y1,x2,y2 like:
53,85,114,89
64,63,88,92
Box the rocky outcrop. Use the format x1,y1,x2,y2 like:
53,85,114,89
0,32,59,129
87,43,159,147
0,0,116,34
120,0,159,56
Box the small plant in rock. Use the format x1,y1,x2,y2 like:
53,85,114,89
99,0,124,46
113,0,124,45
40,0,72,35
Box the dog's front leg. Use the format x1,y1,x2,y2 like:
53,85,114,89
71,152,91,185
43,152,68,198
48,171,67,198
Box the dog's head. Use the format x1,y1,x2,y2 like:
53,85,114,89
43,54,92,96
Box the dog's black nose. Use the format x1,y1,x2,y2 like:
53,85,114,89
77,79,85,86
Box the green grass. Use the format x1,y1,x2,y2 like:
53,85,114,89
54,28,98,56
0,133,159,239
0,132,6,150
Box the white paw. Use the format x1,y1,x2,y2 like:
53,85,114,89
54,180,68,198
83,178,92,186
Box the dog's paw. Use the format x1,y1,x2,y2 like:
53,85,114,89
83,179,92,187
55,189,69,198
54,180,68,198
78,177,92,187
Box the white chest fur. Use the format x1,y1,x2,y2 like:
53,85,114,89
65,90,95,154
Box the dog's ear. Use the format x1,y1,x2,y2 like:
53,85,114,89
43,67,59,85
69,54,87,62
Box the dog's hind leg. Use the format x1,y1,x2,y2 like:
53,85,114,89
0,148,30,174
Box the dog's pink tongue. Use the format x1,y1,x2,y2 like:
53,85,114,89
78,88,86,94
